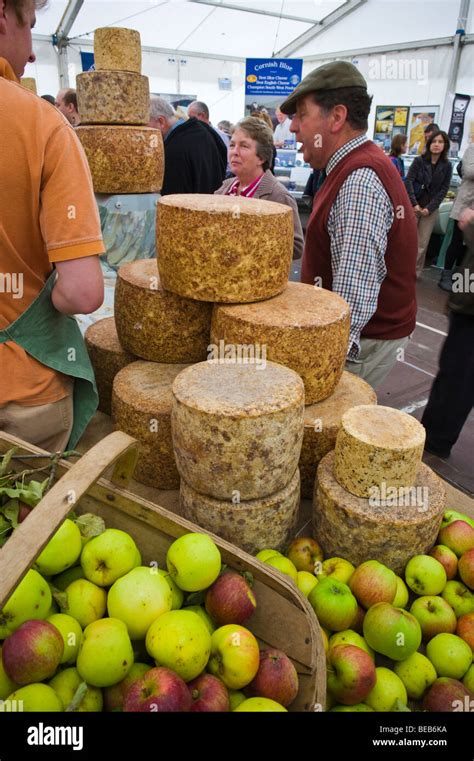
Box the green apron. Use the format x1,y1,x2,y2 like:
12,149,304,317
0,271,98,448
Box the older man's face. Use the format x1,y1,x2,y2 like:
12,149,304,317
290,94,333,169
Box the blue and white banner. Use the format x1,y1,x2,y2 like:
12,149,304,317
245,58,302,98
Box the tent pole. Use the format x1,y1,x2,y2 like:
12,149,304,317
440,0,470,129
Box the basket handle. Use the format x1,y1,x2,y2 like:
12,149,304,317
0,430,138,609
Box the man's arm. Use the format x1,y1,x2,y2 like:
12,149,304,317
327,168,394,359
52,256,104,315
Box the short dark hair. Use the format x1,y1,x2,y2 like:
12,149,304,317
41,94,55,104
191,101,209,120
311,86,373,130
424,122,439,135
8,0,48,24
425,130,450,162
63,89,78,111
390,133,407,157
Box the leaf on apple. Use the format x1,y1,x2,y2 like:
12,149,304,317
0,447,17,477
184,591,207,607
51,586,69,612
1,499,20,529
65,682,88,713
74,513,106,540
242,571,254,588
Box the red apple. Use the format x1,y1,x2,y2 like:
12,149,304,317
205,571,256,626
104,663,150,711
123,667,192,712
351,605,366,634
245,648,298,707
458,548,474,590
410,596,457,641
429,545,458,580
18,502,32,523
456,613,474,653
287,537,323,573
438,521,474,558
349,560,397,609
188,673,229,712
327,644,376,706
422,677,474,712
2,620,64,685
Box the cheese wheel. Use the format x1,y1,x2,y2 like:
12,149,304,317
314,451,446,574
85,317,135,416
94,27,142,73
112,361,192,489
157,194,293,303
211,283,350,404
76,126,163,194
115,260,212,363
20,77,37,94
333,405,426,497
300,372,377,499
77,71,149,125
181,469,300,554
172,361,305,500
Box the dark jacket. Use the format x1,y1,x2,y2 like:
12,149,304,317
405,155,452,214
449,222,474,316
161,117,227,195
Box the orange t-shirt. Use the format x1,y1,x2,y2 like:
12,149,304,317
0,58,105,407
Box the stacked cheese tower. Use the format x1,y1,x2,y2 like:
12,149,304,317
76,27,164,194
313,405,446,573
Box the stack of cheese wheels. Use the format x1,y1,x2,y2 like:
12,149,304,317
76,27,163,193
172,361,305,553
313,405,446,573
20,77,37,94
85,317,135,416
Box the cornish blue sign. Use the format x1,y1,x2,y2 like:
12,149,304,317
245,58,302,97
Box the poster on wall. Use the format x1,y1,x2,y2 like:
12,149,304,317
151,93,197,120
447,93,471,157
80,52,94,71
408,107,440,155
373,106,409,150
244,58,302,140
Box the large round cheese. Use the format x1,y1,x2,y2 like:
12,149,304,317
300,372,377,499
171,361,305,500
94,27,142,73
85,317,135,416
333,406,426,497
314,451,446,574
115,259,212,363
211,283,350,405
181,469,301,554
77,126,163,194
77,71,149,125
157,194,293,303
112,361,192,489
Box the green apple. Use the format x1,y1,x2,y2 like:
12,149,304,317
363,603,422,660
47,613,83,665
394,651,437,700
62,579,107,628
297,571,318,598
393,576,409,609
35,519,82,576
185,605,216,634
157,569,184,610
426,633,472,680
463,664,474,693
410,595,457,640
52,565,85,591
81,529,139,587
5,683,62,712
229,689,246,711
49,667,103,711
208,624,260,690
107,566,172,640
318,557,355,584
330,703,374,712
166,533,221,592
0,647,18,700
234,697,287,712
364,667,408,712
264,555,298,582
329,630,374,659
76,618,134,688
441,510,474,530
255,549,282,562
0,569,52,637
442,580,474,618
405,555,447,596
146,610,211,682
309,578,358,632
45,599,59,618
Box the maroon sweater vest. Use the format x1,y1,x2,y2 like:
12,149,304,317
302,141,417,341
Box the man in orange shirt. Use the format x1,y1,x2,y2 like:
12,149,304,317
0,0,105,451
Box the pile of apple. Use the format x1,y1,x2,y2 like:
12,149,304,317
257,509,474,712
0,522,300,712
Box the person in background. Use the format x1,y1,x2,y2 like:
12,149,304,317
55,87,80,126
422,205,474,458
273,105,294,147
250,110,276,172
214,117,303,260
40,93,54,104
423,122,440,146
302,169,322,207
439,141,474,291
149,96,226,195
405,131,452,277
389,133,407,179
0,0,104,451
217,119,234,136
280,61,417,388
188,100,230,175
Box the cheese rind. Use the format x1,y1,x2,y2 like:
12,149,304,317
171,361,305,500
157,194,293,303
211,283,350,404
314,451,446,574
76,126,164,194
77,71,149,125
94,27,142,73
115,259,212,363
85,317,135,416
333,405,426,497
300,372,377,499
112,361,192,489
181,469,301,554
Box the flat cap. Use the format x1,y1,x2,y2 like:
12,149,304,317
280,61,367,115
